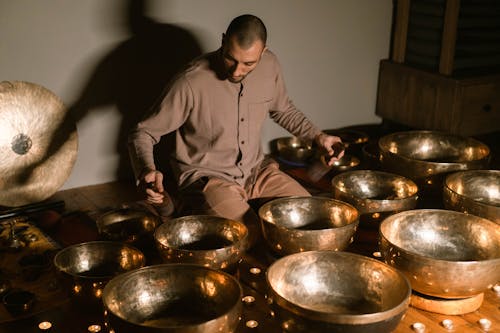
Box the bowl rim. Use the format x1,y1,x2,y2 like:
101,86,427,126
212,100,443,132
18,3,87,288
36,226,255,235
153,214,249,252
266,250,411,324
258,196,360,232
378,130,491,166
379,209,500,265
331,170,419,203
53,240,146,279
444,170,500,207
101,263,243,329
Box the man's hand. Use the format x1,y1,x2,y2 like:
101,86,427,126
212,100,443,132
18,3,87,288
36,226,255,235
315,132,345,166
139,169,166,204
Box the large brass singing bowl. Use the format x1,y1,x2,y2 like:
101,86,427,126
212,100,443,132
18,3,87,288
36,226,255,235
102,264,243,333
53,241,145,308
266,251,411,333
379,209,500,298
378,131,490,193
332,170,418,214
444,170,500,224
154,215,248,272
258,196,359,256
96,208,161,246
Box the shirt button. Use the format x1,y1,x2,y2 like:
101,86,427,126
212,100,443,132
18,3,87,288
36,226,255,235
239,162,243,166
240,118,244,122
241,141,245,144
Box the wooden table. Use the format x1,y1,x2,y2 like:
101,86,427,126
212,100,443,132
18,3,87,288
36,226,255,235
0,180,499,333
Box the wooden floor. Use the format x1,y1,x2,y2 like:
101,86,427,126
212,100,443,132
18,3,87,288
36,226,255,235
1,179,499,333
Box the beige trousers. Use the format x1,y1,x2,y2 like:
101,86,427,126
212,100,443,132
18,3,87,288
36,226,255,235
178,160,310,246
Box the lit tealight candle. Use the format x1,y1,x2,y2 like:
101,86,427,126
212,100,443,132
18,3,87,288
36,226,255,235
492,284,500,293
478,318,492,331
249,267,261,275
38,321,52,331
88,324,102,332
246,320,259,328
412,322,426,333
441,319,453,330
242,295,256,305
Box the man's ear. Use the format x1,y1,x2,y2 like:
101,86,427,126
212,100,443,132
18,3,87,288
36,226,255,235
261,45,268,56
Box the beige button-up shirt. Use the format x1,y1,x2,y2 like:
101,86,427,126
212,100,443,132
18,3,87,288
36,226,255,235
128,48,322,189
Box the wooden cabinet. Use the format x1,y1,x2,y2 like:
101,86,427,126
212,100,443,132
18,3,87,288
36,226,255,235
376,0,500,135
377,60,500,135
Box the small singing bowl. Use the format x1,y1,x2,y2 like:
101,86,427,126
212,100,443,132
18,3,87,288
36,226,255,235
154,215,248,272
378,131,490,190
323,128,369,154
443,170,500,224
332,170,418,227
53,241,145,308
2,289,36,316
266,251,411,333
102,264,243,333
379,209,500,298
330,154,361,172
274,136,314,164
96,208,161,245
258,196,359,256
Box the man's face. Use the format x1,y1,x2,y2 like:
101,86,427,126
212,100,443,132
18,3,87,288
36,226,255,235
221,34,266,83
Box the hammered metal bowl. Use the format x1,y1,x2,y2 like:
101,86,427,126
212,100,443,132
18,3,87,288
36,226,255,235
332,170,418,228
379,209,500,298
443,170,500,224
258,196,359,256
378,131,490,203
266,251,410,333
102,264,242,333
154,215,248,272
96,208,161,249
274,136,314,165
53,241,145,308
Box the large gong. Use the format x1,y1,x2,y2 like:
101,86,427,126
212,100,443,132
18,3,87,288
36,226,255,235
0,81,78,207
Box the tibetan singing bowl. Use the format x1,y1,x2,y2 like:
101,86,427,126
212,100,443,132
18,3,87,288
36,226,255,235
258,196,359,256
378,131,490,190
53,241,145,308
102,264,243,333
96,208,161,245
379,209,500,298
443,170,500,224
332,170,418,226
274,136,314,164
154,215,248,272
330,154,360,172
266,251,410,333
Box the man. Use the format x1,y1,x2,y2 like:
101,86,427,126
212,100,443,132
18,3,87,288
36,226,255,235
128,14,343,246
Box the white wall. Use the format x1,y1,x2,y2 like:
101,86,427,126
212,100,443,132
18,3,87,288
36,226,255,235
0,0,393,189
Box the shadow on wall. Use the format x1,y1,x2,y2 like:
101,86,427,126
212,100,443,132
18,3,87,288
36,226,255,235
17,0,203,190
68,0,203,181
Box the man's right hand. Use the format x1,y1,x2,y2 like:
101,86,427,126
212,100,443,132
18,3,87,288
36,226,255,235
139,170,166,205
